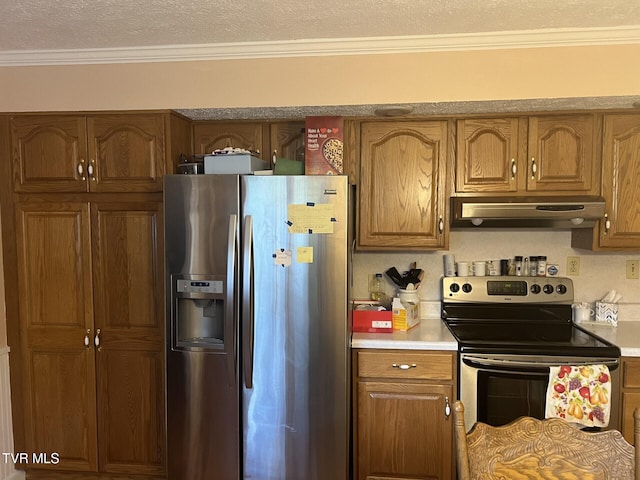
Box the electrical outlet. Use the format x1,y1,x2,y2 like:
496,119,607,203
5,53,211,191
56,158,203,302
567,256,580,276
627,260,639,279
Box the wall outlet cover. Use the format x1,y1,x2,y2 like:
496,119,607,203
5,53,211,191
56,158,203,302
567,256,580,276
626,260,639,279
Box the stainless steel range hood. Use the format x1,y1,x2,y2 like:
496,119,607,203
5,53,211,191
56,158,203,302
451,196,606,229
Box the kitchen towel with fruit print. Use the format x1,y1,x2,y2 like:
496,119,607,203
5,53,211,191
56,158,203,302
545,364,611,427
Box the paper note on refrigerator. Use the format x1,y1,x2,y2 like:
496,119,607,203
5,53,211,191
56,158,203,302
296,246,313,263
287,203,335,234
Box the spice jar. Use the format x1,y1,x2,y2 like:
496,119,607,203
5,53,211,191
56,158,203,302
537,256,547,276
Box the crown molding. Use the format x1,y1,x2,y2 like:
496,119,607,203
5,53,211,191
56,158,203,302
1,26,639,66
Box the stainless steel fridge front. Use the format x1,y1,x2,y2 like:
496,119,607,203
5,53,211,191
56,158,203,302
164,174,349,480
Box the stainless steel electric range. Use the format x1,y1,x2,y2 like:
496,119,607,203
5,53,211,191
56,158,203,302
441,276,621,430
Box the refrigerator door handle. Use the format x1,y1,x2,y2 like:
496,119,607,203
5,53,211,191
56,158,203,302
242,215,255,389
225,213,238,386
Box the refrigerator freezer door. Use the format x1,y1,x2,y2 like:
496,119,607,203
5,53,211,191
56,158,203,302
164,175,241,480
241,176,349,480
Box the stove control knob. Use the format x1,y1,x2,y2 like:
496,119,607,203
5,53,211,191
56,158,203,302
449,283,460,293
530,284,541,294
461,283,473,293
543,284,554,294
556,284,567,295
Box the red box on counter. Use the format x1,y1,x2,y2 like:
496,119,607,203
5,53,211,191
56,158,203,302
352,308,393,333
305,116,344,175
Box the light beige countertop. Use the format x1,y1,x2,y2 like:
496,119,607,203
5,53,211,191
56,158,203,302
351,317,640,356
351,318,457,351
578,321,640,357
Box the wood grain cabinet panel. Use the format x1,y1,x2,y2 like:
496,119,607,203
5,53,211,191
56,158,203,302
91,202,165,475
193,121,269,157
353,350,456,480
11,116,88,193
358,120,449,250
11,114,166,193
87,115,166,193
572,114,640,250
15,202,98,472
269,121,305,166
456,114,597,195
14,199,165,477
620,357,640,445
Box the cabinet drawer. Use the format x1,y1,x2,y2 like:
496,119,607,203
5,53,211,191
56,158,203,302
357,351,453,381
623,359,640,388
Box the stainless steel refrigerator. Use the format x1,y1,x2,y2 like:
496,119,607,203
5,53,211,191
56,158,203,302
164,174,350,480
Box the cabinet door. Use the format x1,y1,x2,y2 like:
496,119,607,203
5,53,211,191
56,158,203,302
91,202,165,475
11,115,88,193
270,121,305,164
598,114,640,248
15,202,98,472
357,381,453,480
193,122,269,157
527,115,597,193
456,118,522,193
87,114,166,193
359,121,448,249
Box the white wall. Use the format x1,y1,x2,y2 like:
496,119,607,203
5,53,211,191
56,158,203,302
1,44,639,112
353,230,640,316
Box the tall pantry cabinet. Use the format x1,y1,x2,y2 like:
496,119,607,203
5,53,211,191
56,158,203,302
0,112,191,479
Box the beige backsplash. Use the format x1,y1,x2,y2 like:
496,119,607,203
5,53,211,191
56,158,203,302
353,230,640,318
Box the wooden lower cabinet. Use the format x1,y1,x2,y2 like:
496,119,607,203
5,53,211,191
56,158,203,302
14,198,165,479
620,357,640,445
353,350,456,480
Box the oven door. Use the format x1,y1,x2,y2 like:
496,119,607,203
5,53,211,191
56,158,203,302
459,353,620,431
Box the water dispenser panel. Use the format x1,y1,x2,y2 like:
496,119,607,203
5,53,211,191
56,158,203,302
177,279,223,295
171,274,227,351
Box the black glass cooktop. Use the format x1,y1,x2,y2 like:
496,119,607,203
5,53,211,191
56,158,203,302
442,302,620,357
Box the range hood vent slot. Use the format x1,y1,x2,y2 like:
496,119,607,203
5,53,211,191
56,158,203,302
451,196,606,229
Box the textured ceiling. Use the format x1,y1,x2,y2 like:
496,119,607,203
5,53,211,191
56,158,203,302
2,0,639,53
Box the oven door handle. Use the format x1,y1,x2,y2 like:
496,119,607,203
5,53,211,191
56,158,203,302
462,355,619,370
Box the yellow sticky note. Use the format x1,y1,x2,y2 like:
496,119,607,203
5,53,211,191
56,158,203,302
297,246,313,263
287,204,335,234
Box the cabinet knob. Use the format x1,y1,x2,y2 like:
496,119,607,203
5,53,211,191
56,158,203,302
604,213,610,235
87,161,96,181
511,159,517,179
78,160,86,181
445,396,451,417
392,363,417,370
84,329,91,348
531,157,537,179
438,216,444,233
94,328,102,351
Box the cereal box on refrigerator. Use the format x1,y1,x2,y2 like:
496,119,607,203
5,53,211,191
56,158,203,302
305,116,344,175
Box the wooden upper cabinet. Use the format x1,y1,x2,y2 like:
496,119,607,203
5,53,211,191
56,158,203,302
11,115,88,193
11,114,166,193
193,122,269,158
598,114,640,249
456,115,598,195
87,115,165,192
456,117,521,193
270,121,305,164
359,120,449,250
527,114,597,193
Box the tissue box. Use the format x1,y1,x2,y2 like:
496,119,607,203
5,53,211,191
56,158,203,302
595,302,619,325
352,308,393,333
392,297,420,331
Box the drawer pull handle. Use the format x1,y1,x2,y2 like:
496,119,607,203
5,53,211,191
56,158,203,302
392,363,417,370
